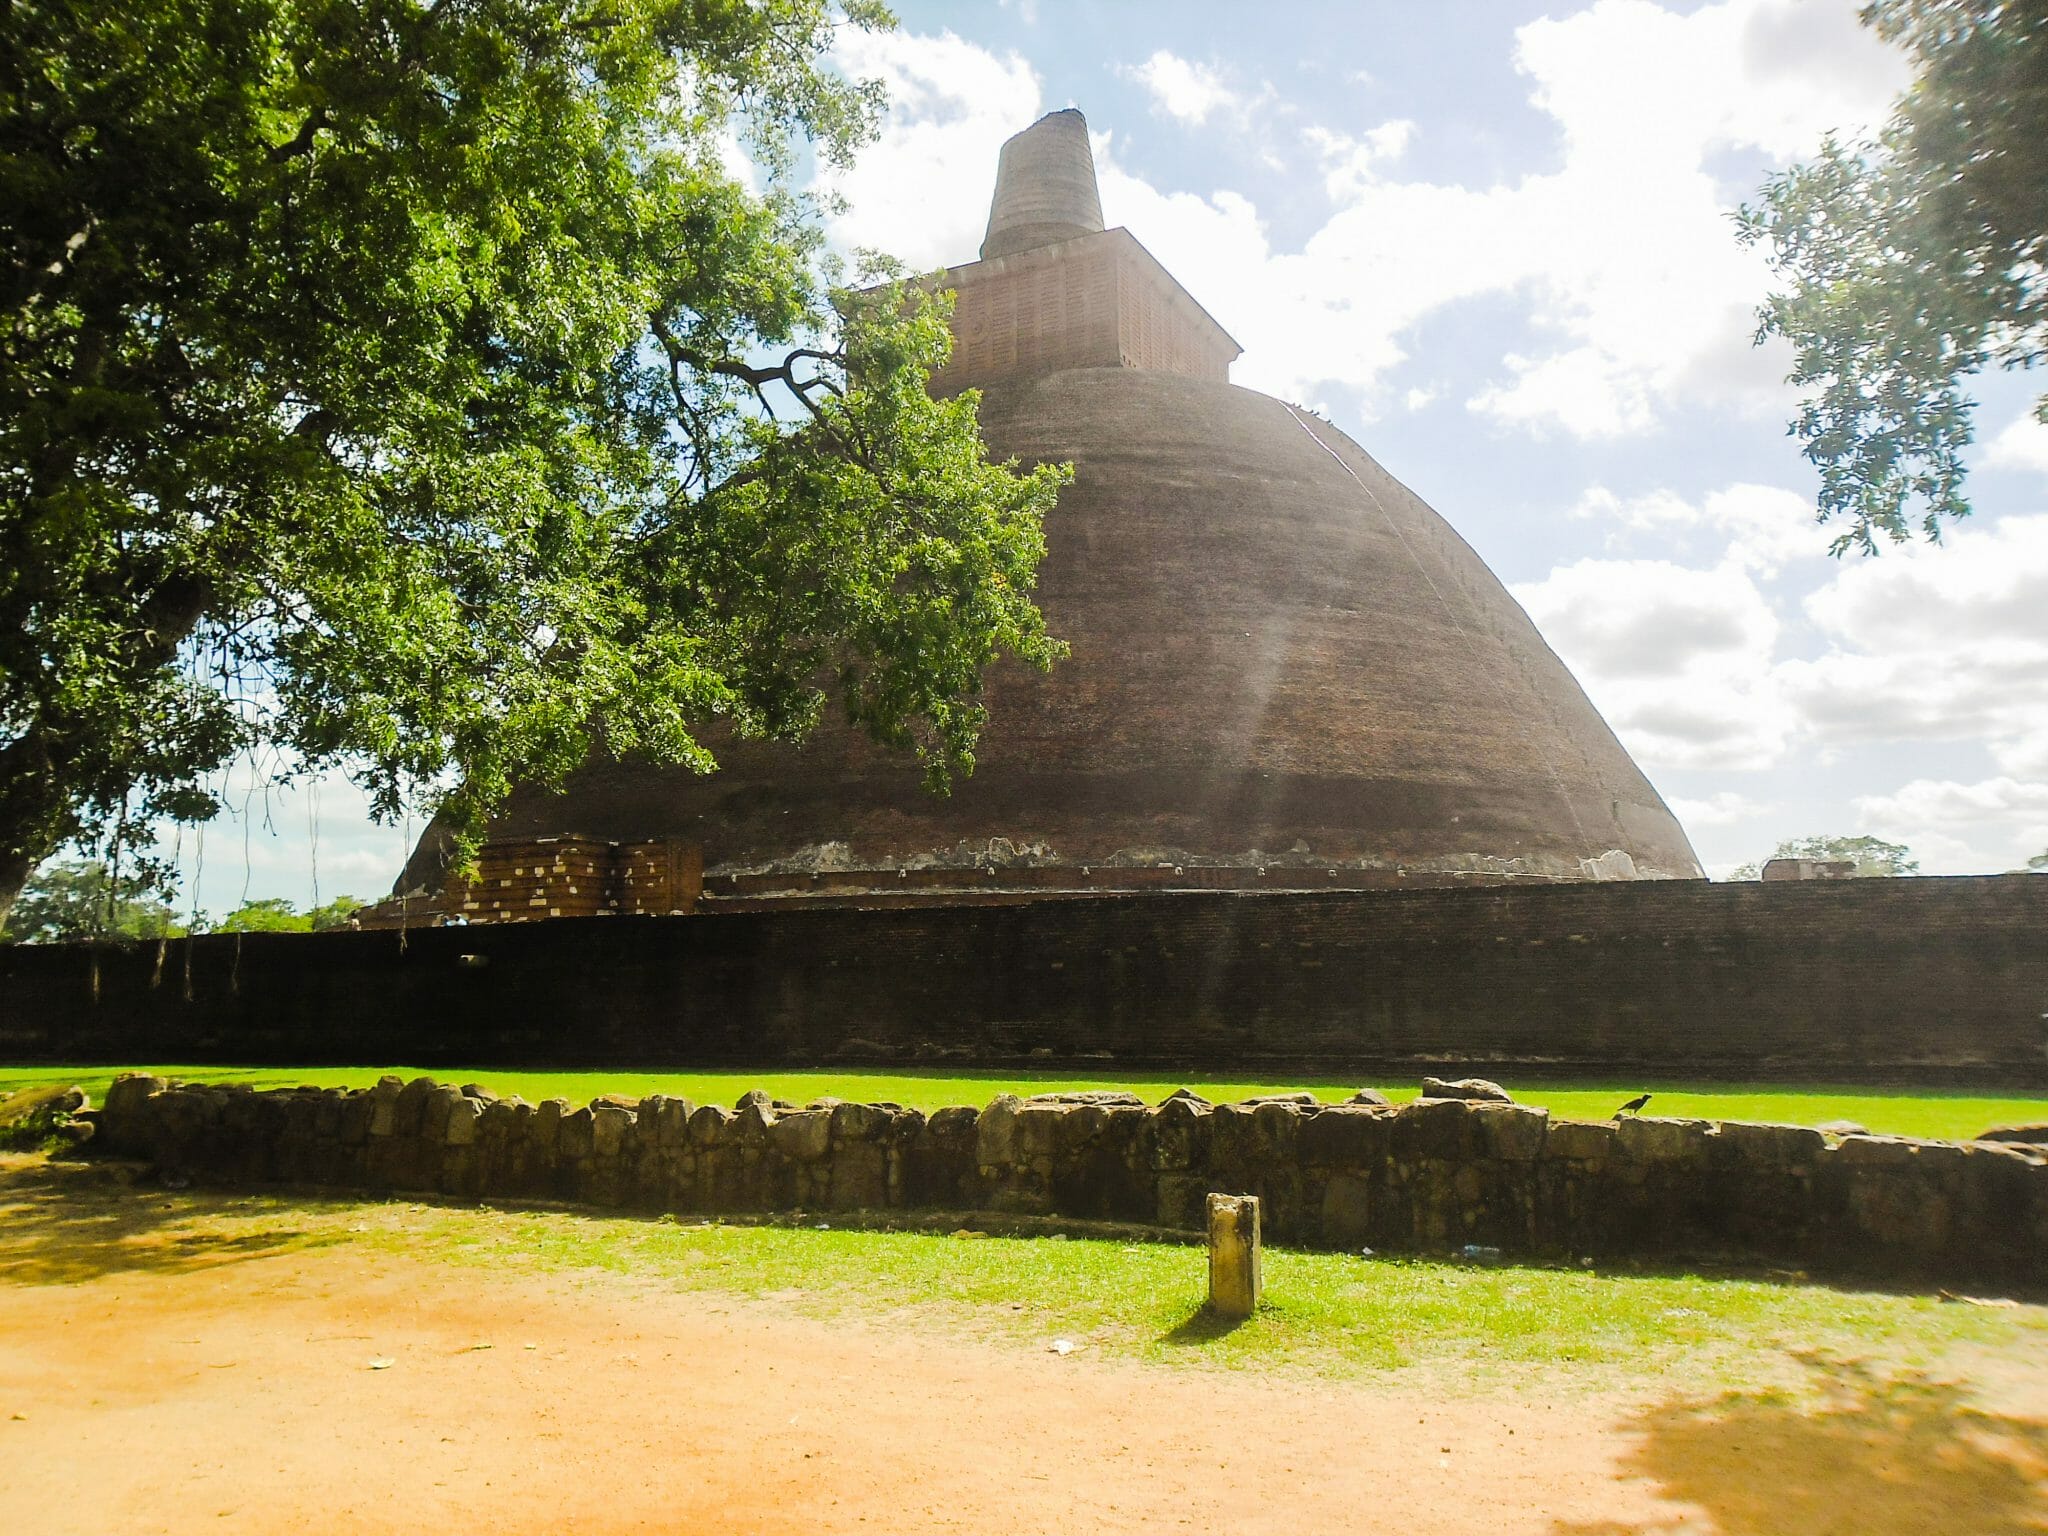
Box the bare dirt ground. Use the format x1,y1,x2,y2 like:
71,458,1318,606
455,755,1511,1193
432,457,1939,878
2,1156,2044,1536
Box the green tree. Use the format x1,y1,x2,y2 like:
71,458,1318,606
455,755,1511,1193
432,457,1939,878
214,896,312,933
1730,834,1921,880
308,894,368,930
1737,0,2047,553
0,0,1068,925
1,857,184,941
2025,850,2048,872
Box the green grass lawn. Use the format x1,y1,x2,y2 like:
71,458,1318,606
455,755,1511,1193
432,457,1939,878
3,1062,2043,1139
18,1173,2026,1390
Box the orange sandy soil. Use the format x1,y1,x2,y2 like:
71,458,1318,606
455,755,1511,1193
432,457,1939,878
1,1156,2043,1536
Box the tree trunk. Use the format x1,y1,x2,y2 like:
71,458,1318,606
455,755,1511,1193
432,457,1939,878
0,846,35,933
0,574,216,927
0,720,84,928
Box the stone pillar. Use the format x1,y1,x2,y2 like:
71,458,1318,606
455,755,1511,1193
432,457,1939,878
1206,1193,1262,1320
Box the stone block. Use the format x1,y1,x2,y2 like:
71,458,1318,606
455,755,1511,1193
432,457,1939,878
1148,1097,1212,1171
977,1095,1022,1167
1320,1173,1374,1247
366,1076,406,1138
829,1101,889,1143
1155,1173,1210,1230
1014,1104,1065,1162
1715,1120,1826,1169
688,1104,730,1147
655,1097,696,1147
1250,1101,1301,1152
1299,1106,1392,1168
1389,1097,1482,1162
444,1096,483,1147
1542,1120,1615,1163
391,1076,439,1138
924,1106,979,1143
337,1089,375,1146
1836,1134,1967,1171
829,1143,888,1209
1421,1076,1512,1102
1614,1116,1716,1165
102,1073,164,1123
729,1102,775,1143
558,1107,594,1161
534,1098,568,1156
770,1108,832,1163
591,1104,634,1160
311,1089,347,1140
1057,1103,1108,1149
422,1086,463,1144
1471,1103,1549,1162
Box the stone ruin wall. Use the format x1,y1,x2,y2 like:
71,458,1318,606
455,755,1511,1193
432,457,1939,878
357,835,704,928
91,1075,2048,1293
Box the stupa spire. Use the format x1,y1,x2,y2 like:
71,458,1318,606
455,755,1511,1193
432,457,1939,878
980,108,1104,260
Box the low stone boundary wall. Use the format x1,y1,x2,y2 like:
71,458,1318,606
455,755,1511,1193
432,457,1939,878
93,1076,2047,1291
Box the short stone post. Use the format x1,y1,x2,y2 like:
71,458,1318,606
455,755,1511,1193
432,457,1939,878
1206,1193,1262,1320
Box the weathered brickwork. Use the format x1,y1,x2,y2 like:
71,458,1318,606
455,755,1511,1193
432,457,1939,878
90,1076,2048,1291
361,835,702,927
5,876,2043,1085
926,229,1237,398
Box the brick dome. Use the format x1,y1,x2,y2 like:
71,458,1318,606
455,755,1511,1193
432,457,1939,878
394,110,1701,910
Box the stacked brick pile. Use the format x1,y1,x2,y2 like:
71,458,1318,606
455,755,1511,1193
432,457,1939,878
452,837,613,922
358,835,705,927
614,839,703,917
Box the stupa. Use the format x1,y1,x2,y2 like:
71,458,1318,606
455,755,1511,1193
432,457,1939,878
389,108,1701,921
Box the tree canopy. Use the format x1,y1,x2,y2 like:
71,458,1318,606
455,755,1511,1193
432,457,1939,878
1738,0,2047,553
0,0,1068,922
213,893,367,931
1,857,184,941
1731,834,1920,880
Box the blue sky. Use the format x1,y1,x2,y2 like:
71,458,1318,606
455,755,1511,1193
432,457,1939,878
169,0,2048,914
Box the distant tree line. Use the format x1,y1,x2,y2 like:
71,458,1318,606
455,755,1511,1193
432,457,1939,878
1728,835,2048,879
1728,835,1918,880
0,859,362,942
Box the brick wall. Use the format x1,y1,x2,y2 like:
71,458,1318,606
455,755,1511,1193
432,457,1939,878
4,876,2043,1085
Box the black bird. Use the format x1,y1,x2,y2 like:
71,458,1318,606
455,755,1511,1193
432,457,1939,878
1615,1093,1652,1119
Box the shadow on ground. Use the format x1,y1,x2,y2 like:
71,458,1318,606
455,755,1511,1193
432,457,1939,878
1158,1302,1254,1345
1556,1353,2048,1536
0,1154,335,1287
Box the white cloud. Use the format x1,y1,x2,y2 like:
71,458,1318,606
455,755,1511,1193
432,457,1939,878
1125,51,1243,127
1305,120,1418,198
1984,409,2048,477
1783,514,2048,775
1852,777,2048,874
822,29,1043,270
824,3,1902,420
150,759,410,917
1524,506,2048,784
1511,556,1793,770
1470,349,1655,439
1667,790,1767,826
1403,385,1439,412
1571,481,1825,576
